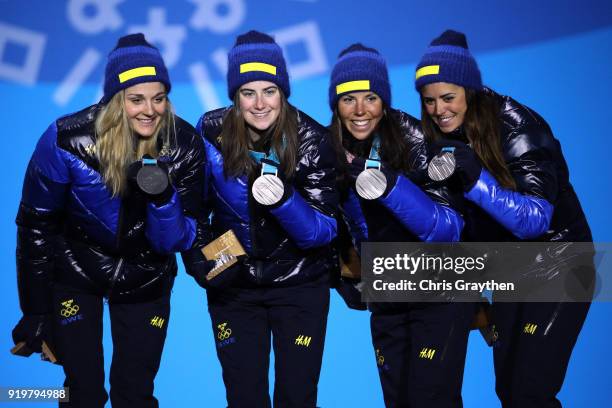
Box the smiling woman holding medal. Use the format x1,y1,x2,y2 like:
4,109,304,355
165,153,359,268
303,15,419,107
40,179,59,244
11,33,205,407
415,30,594,408
328,43,475,407
183,30,337,408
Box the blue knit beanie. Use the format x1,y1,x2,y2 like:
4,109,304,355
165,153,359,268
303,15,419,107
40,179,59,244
226,30,290,100
102,33,170,104
415,29,482,91
329,43,391,110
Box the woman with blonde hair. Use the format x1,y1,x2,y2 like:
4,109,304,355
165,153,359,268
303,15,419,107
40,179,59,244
12,33,205,408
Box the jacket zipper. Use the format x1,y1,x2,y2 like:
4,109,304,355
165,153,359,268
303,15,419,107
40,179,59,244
107,202,126,296
247,193,262,283
108,258,125,295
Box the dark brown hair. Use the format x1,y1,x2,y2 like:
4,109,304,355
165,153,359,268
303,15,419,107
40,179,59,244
329,106,415,197
219,90,298,179
420,89,517,190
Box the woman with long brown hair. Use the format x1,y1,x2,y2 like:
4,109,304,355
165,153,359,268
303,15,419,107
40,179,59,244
12,33,205,407
415,29,593,408
329,43,473,408
183,30,337,408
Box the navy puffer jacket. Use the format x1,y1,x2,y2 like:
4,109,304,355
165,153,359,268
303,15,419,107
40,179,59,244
336,109,465,310
194,106,338,287
16,104,205,314
460,89,592,243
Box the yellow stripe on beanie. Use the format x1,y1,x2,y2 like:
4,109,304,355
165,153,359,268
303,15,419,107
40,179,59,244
240,62,277,75
336,80,371,95
118,66,157,83
415,65,440,79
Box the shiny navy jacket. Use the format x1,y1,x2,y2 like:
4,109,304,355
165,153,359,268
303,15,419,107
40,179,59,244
194,107,338,287
341,109,464,249
16,105,205,314
460,89,592,243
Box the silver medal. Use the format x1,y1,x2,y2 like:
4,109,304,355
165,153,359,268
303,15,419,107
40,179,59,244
428,151,456,181
252,174,285,206
356,168,387,200
137,165,169,195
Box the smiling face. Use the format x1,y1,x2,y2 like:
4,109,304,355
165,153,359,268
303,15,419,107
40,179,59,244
238,80,282,133
337,91,383,140
123,82,168,138
420,82,468,133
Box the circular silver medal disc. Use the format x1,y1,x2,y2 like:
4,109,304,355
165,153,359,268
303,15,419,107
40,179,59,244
427,151,456,181
252,174,285,206
137,166,169,195
355,168,387,200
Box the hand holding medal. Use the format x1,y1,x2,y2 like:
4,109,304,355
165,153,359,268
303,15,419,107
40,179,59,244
351,158,388,200
136,155,169,195
427,139,482,191
427,146,457,181
347,135,393,200
127,154,173,205
252,158,286,206
250,148,291,206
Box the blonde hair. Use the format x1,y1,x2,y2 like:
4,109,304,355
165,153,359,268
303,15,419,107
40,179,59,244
95,90,174,196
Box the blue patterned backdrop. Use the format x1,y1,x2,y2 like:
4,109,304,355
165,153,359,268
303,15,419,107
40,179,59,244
1,1,611,406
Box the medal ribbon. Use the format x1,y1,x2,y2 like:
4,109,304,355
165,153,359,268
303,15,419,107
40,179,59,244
364,134,382,170
249,146,281,175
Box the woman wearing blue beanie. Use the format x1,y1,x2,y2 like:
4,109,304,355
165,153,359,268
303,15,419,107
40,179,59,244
183,30,337,407
11,33,206,407
329,43,475,407
415,29,594,408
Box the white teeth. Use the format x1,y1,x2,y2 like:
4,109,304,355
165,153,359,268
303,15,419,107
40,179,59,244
352,120,368,126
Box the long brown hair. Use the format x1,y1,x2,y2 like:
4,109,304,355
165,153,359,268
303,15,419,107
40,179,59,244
95,90,174,196
219,89,298,179
420,89,517,189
